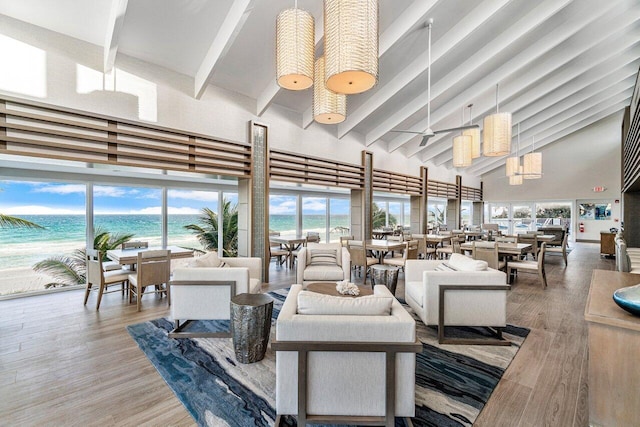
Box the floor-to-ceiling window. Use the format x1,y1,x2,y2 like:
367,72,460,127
302,196,326,241
427,197,447,229
329,198,350,242
167,188,218,250
269,194,297,235
461,200,473,227
373,194,411,230
485,201,573,235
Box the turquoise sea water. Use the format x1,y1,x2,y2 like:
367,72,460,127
0,214,350,269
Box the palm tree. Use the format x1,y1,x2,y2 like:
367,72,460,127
184,199,238,257
33,229,134,288
372,203,397,229
0,213,44,229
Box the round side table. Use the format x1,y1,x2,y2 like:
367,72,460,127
230,293,273,364
370,264,400,296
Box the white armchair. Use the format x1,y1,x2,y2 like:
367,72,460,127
405,254,509,345
169,252,262,338
272,284,420,426
295,243,350,287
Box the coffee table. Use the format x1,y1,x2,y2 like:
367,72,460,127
306,282,373,297
370,264,400,296
230,293,273,364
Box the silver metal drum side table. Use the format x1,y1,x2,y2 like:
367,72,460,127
230,293,273,364
370,264,400,296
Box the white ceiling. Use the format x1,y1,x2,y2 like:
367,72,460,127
0,0,638,177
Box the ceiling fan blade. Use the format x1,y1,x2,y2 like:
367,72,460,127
419,134,432,146
433,124,480,134
389,130,426,135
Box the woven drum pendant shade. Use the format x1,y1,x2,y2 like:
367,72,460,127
463,127,481,159
505,156,520,177
523,152,542,179
313,56,346,124
276,8,314,90
509,166,523,185
324,0,378,94
452,135,472,168
483,112,512,156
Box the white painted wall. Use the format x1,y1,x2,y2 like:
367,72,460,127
482,114,623,240
0,14,481,188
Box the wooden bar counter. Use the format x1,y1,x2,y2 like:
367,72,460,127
585,269,640,426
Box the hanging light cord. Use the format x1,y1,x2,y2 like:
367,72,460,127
495,83,500,114
532,135,536,153
467,104,473,125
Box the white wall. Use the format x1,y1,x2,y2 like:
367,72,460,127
0,14,481,188
482,114,623,240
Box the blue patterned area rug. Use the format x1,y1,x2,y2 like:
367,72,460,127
127,288,529,427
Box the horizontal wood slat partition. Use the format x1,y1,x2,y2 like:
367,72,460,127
372,169,422,196
461,185,483,202
428,179,458,199
0,97,251,178
269,150,365,189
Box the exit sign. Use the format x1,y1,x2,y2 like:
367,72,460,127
593,186,607,192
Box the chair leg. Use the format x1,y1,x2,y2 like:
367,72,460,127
540,268,547,288
83,283,92,305
137,285,142,311
96,284,106,310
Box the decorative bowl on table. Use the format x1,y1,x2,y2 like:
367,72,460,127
613,284,640,316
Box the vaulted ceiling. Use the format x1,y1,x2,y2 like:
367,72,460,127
0,0,638,177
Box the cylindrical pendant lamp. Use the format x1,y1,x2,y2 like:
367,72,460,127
465,104,481,158
483,84,512,156
324,0,378,94
452,135,472,168
313,56,346,124
276,6,314,90
509,166,523,185
505,156,520,177
523,152,542,179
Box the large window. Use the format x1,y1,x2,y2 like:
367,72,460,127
329,198,350,242
427,198,447,228
536,202,572,229
302,197,326,241
512,204,533,232
167,189,218,250
269,194,297,235
461,201,473,227
485,201,573,235
373,196,411,230
0,180,86,295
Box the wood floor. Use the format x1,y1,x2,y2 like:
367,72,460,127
0,242,612,426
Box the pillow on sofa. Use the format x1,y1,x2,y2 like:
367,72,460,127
434,263,457,272
306,243,342,266
448,253,488,271
308,249,338,265
189,251,222,268
297,291,393,316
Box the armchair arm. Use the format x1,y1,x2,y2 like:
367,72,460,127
222,256,262,282
296,248,308,285
404,260,440,283
341,249,351,281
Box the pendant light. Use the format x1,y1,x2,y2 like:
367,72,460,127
324,0,378,94
464,104,481,159
276,0,314,90
452,107,472,168
313,56,346,124
508,126,522,185
509,166,523,185
483,83,512,156
523,135,543,179
505,123,521,177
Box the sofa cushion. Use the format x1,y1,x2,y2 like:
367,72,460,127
448,253,488,271
303,265,344,282
308,248,338,266
297,291,393,315
306,243,342,267
434,263,456,272
405,281,423,307
189,251,222,268
249,278,261,293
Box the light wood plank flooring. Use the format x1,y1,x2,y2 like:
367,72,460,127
0,242,613,426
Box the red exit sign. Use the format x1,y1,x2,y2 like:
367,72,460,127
592,186,607,192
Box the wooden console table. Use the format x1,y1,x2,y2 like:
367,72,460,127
599,231,615,256
585,269,640,426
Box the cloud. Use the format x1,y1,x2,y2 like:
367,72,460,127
168,189,218,202
1,205,84,215
32,184,86,195
270,200,296,214
302,198,326,213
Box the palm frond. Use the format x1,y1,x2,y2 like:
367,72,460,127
33,256,86,286
0,214,45,229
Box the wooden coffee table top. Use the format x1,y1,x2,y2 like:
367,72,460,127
306,282,373,297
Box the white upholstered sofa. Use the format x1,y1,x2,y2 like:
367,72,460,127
169,251,262,338
295,243,350,287
405,253,509,345
273,284,420,425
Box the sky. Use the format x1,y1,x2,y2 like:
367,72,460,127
0,181,350,215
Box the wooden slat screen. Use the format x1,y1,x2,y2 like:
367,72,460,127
269,150,364,188
372,169,422,196
0,98,252,177
427,179,458,199
461,185,483,202
623,75,640,191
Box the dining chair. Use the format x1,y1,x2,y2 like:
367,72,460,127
121,241,149,270
436,236,463,259
269,244,289,267
546,232,568,266
472,242,506,271
306,231,321,243
507,243,547,288
128,249,171,311
415,235,436,259
84,249,131,310
383,240,418,271
339,235,355,247
517,234,539,260
347,240,379,283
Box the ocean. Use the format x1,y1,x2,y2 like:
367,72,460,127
0,214,350,269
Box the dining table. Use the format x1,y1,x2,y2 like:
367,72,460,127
364,239,407,263
371,229,394,240
106,245,195,265
460,242,532,257
269,235,307,269
412,233,451,248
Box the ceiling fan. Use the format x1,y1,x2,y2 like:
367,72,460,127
390,19,479,147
